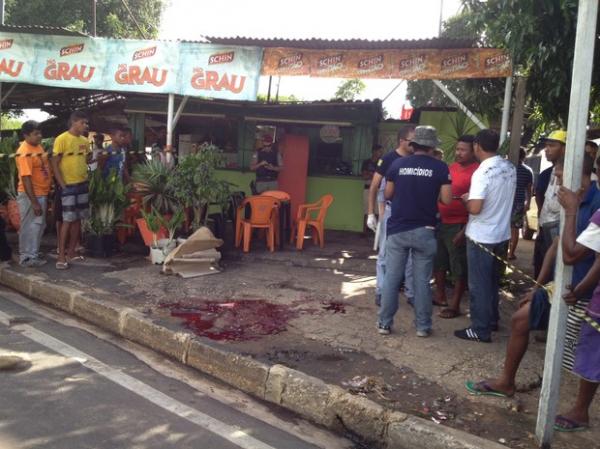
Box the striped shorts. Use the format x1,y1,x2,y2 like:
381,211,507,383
61,182,89,222
563,299,590,372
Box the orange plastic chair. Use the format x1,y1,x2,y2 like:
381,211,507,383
235,196,280,252
291,194,334,250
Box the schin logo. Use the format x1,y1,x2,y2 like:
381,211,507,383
0,39,14,50
358,54,384,74
278,53,303,69
208,51,235,65
398,54,427,74
485,53,510,69
133,46,157,61
60,43,85,57
441,53,469,73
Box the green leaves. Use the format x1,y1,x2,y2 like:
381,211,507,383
0,135,20,202
131,159,177,215
87,168,130,235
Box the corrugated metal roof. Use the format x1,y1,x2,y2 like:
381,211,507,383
205,36,477,50
0,24,88,37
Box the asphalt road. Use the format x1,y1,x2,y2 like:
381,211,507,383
0,287,356,449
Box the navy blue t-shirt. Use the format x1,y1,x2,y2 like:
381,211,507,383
375,150,401,177
385,154,451,235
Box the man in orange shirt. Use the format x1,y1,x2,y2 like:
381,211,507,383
16,121,52,267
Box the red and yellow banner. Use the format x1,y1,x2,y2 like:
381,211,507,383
262,47,512,80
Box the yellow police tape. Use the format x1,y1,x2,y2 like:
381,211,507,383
0,149,154,159
468,237,599,333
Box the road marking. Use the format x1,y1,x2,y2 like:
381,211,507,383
0,310,277,449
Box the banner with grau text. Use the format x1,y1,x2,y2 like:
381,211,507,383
0,32,263,101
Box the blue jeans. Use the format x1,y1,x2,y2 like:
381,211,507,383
378,227,437,332
376,205,414,299
17,193,47,263
467,239,508,339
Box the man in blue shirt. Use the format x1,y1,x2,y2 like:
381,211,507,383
98,126,129,182
378,126,452,337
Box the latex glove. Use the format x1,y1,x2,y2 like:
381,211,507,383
367,214,378,232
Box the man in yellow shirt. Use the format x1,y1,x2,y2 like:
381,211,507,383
16,121,51,267
51,111,90,270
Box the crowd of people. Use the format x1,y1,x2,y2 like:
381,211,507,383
365,124,600,432
7,111,137,270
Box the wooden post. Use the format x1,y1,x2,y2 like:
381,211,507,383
507,76,526,164
535,0,598,446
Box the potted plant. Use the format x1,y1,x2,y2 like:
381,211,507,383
169,143,233,232
140,207,168,264
159,207,185,254
85,168,130,257
0,135,20,231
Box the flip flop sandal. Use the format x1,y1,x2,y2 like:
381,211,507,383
67,255,85,263
465,380,511,398
55,261,69,270
439,308,460,319
554,415,589,432
432,299,448,307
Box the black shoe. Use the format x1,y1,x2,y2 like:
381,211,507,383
454,328,491,343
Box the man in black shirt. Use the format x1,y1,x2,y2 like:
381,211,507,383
251,135,283,193
367,125,416,306
378,126,452,337
362,145,384,229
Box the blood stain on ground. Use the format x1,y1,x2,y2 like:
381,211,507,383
159,300,299,341
321,301,346,313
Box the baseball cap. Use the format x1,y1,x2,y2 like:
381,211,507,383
544,130,567,144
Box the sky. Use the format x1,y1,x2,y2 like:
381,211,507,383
160,0,464,118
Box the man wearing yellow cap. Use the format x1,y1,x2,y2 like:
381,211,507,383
537,131,567,270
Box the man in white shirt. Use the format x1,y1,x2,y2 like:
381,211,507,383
455,129,516,342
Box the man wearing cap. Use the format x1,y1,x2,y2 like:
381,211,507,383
251,135,283,193
537,131,567,272
454,129,516,342
378,126,452,337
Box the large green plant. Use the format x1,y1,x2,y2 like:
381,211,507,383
169,144,233,229
0,135,20,202
86,168,130,236
131,159,178,214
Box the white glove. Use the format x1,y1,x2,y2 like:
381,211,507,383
367,214,378,232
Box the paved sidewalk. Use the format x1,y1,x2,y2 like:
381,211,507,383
3,230,598,449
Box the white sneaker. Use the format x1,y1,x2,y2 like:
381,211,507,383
416,329,431,338
377,324,391,335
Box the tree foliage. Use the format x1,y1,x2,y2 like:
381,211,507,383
334,79,366,101
5,0,164,39
463,0,600,124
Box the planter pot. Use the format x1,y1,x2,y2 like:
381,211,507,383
86,233,117,258
7,199,20,231
157,238,176,256
136,218,168,247
149,246,166,265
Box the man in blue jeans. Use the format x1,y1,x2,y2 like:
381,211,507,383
378,126,452,337
455,129,516,342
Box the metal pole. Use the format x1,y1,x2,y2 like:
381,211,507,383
432,80,486,130
499,75,513,146
266,76,272,103
275,76,281,102
0,0,5,141
438,0,444,36
0,0,5,25
166,93,174,150
91,0,97,37
535,0,598,446
172,96,189,130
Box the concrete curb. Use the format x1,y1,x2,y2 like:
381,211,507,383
0,265,506,449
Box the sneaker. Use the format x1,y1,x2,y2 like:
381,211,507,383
454,328,491,343
30,258,47,267
377,324,391,335
416,329,431,338
19,258,35,268
375,294,381,307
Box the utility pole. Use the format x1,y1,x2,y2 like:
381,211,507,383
438,0,444,36
91,0,97,36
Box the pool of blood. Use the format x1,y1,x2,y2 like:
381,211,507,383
159,300,298,341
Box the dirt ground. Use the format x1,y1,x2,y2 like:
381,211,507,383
5,229,599,449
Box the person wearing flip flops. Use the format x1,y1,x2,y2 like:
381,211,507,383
465,158,600,432
455,129,516,342
15,121,51,268
51,111,91,270
434,135,479,319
